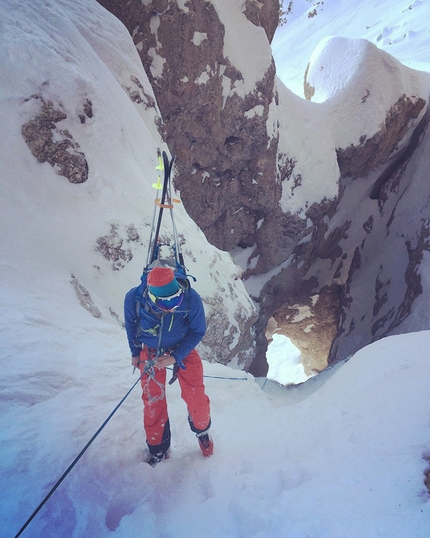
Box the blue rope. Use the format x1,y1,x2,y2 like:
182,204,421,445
165,366,247,381
203,374,248,381
14,373,144,538
15,365,247,536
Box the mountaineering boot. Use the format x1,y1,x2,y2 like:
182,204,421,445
146,450,168,467
197,432,214,457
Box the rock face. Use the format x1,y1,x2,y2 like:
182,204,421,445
243,0,280,43
97,0,292,373
262,37,430,376
97,0,286,262
336,94,427,181
21,95,89,184
98,3,430,378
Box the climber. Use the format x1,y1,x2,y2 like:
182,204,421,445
124,265,213,466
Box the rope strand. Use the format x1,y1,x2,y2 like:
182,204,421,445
14,373,144,538
14,363,247,537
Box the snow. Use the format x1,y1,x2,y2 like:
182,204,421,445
210,0,273,97
1,0,430,536
3,277,430,536
192,32,207,46
266,334,309,385
273,0,430,98
0,0,254,355
305,36,429,145
273,0,430,215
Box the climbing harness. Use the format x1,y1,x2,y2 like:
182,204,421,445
140,335,166,404
142,357,166,403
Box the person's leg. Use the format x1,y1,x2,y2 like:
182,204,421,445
177,349,211,433
139,349,171,455
178,349,213,456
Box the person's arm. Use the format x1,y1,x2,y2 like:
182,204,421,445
124,287,142,359
171,290,206,367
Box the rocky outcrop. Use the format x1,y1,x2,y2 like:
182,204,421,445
258,94,430,376
246,37,430,376
21,95,89,184
95,223,142,271
70,274,102,318
272,285,341,375
243,0,280,43
337,94,426,180
97,0,283,258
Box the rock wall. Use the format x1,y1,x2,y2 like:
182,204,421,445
262,38,430,375
21,95,89,184
97,0,284,261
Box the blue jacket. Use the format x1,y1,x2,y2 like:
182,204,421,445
124,278,206,367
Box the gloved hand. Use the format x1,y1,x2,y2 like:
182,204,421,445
170,351,186,370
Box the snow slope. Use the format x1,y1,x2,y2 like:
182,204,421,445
1,0,430,536
272,2,430,215
273,0,430,98
3,278,430,536
0,0,255,363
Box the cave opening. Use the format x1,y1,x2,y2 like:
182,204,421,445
265,333,313,386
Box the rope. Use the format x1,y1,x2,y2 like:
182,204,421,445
142,358,166,403
15,361,247,536
203,374,248,381
14,373,144,538
164,366,248,381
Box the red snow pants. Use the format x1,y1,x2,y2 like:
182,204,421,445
139,348,211,454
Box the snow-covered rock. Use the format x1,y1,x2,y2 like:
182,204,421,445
97,0,282,262
264,29,430,374
0,0,257,368
4,0,430,380
3,2,430,535
98,0,430,377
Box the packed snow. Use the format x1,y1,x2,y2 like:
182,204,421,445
273,0,430,98
272,2,430,216
1,0,430,537
266,334,309,386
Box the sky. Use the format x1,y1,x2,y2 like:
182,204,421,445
1,0,430,537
